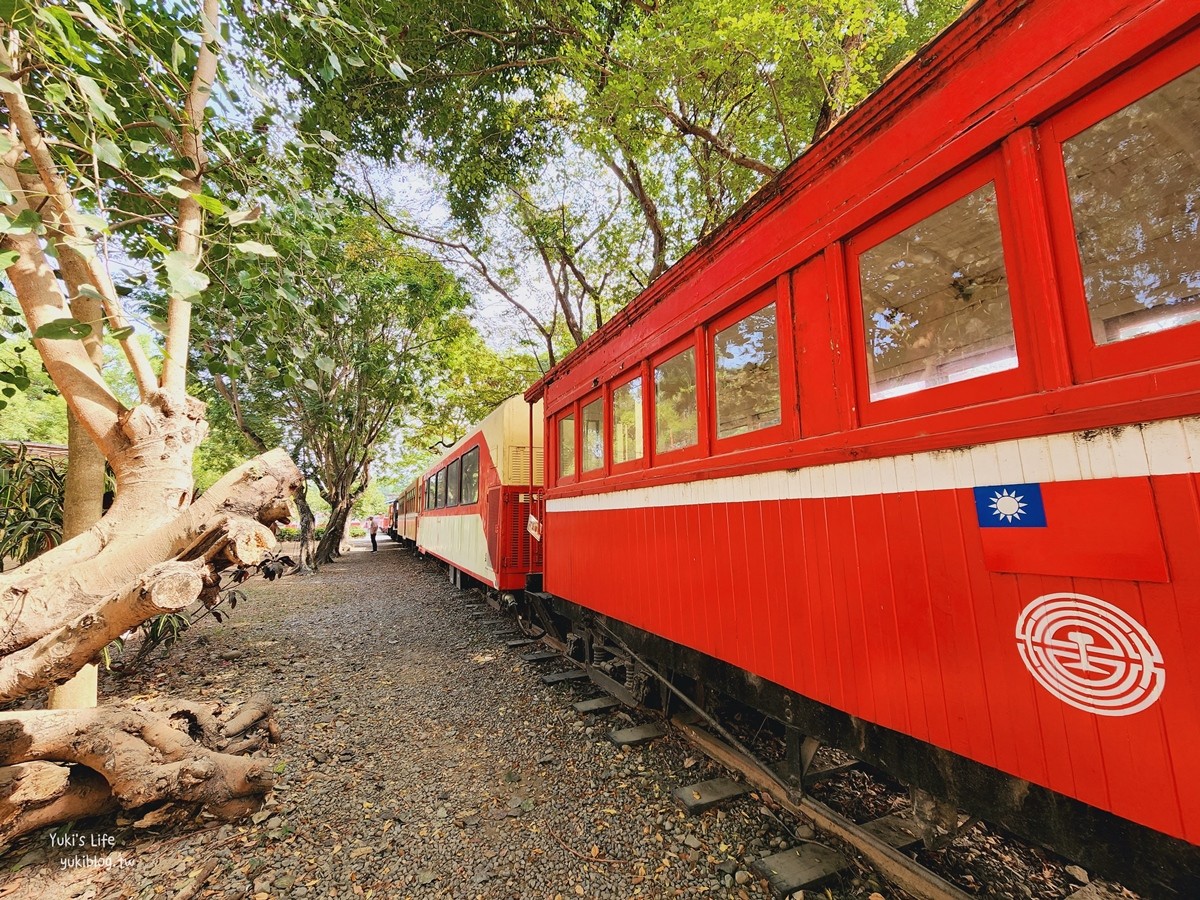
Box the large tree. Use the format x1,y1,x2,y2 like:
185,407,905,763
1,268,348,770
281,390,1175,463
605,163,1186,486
273,0,968,360
204,210,475,565
0,0,403,840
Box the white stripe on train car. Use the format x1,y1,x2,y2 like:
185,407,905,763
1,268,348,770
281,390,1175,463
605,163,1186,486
545,417,1200,513
417,513,495,586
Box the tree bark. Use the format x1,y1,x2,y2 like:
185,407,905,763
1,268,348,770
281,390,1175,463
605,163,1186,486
0,695,280,841
49,274,109,711
314,500,351,567
0,445,301,655
0,762,117,844
0,561,208,703
293,484,317,574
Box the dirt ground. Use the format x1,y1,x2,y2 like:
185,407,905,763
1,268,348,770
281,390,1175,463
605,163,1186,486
3,538,895,900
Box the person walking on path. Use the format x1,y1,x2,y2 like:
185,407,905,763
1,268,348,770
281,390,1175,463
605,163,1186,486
368,515,379,552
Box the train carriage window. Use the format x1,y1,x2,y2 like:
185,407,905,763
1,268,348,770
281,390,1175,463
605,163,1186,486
446,457,461,507
438,468,449,508
433,470,443,509
612,377,644,465
858,182,1017,400
461,447,480,504
581,398,604,472
558,413,576,479
654,347,698,453
1062,64,1200,344
714,303,781,438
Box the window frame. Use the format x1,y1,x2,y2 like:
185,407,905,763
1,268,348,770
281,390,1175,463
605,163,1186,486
847,155,1036,424
578,388,607,481
708,283,796,454
609,370,647,474
460,446,480,505
446,456,461,508
650,334,705,466
1039,40,1200,382
555,407,578,486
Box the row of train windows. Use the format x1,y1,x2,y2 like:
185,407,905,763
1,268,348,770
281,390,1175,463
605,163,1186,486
426,446,480,510
396,487,418,515
860,56,1200,398
556,57,1200,478
557,304,783,478
864,59,1198,398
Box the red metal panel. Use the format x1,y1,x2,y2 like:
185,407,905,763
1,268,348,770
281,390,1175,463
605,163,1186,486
849,494,907,735
1139,475,1200,841
828,496,874,723
976,570,1048,787
921,490,995,765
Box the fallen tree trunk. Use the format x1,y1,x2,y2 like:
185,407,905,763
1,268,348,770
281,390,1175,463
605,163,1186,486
0,448,302,656
0,762,117,844
0,692,282,842
0,561,207,703
0,436,300,841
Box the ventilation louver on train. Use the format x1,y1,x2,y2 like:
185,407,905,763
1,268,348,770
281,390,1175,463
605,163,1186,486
506,447,545,486
501,488,543,572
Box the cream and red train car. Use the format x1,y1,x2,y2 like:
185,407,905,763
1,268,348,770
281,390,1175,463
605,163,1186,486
388,481,419,544
524,0,1200,892
416,395,544,591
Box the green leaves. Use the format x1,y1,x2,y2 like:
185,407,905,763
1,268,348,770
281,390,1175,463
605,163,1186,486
194,193,227,216
233,240,278,257
0,210,43,236
33,318,93,340
75,75,117,122
0,443,66,566
163,251,209,301
225,206,263,227
93,137,124,169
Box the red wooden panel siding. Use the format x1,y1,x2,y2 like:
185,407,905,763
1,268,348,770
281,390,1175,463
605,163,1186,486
544,470,1200,840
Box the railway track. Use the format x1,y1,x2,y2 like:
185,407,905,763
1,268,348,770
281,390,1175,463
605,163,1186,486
454,586,1135,900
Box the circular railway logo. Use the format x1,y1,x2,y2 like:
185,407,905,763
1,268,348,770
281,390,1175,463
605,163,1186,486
1015,593,1165,716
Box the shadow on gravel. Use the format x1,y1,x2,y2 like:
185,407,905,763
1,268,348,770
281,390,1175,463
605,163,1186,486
3,539,794,900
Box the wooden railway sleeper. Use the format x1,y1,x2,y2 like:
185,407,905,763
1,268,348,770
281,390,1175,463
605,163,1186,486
594,620,800,804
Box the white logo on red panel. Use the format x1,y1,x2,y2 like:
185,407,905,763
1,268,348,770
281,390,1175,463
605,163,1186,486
1015,593,1165,716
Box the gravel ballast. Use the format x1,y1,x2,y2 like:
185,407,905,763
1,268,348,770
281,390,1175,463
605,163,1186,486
3,540,876,900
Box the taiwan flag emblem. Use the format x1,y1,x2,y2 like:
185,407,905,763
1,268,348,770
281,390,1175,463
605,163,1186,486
973,483,1046,528
973,477,1168,582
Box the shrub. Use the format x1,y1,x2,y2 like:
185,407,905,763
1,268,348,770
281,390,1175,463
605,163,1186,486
0,443,65,569
276,525,326,541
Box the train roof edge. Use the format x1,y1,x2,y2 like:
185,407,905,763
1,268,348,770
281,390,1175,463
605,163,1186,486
524,0,1064,403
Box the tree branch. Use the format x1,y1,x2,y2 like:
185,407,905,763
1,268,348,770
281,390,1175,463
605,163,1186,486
162,0,220,395
652,98,778,177
0,38,158,400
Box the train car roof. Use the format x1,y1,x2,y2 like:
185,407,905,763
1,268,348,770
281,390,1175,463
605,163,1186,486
525,0,1019,403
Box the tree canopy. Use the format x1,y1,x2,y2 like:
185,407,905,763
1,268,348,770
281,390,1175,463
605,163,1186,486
268,0,969,362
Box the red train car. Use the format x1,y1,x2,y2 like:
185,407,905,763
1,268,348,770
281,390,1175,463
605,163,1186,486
525,0,1200,891
417,396,544,591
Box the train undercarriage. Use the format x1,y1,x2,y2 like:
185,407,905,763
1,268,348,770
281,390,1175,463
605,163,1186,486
499,585,1200,898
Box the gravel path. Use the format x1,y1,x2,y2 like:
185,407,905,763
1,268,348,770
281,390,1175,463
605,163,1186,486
3,539,887,900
